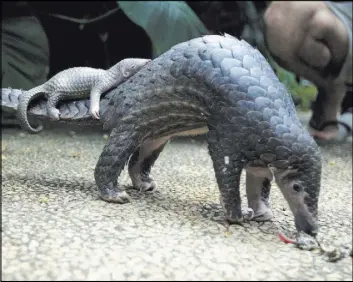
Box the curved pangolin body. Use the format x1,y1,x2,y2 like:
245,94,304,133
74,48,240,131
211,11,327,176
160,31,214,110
1,34,322,236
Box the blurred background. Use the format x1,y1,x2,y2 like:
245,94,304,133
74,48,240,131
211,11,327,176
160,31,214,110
1,1,322,111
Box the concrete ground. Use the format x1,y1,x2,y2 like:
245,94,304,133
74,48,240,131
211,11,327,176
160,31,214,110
1,112,352,281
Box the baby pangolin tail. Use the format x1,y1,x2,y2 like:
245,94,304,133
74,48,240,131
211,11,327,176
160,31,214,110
17,85,47,133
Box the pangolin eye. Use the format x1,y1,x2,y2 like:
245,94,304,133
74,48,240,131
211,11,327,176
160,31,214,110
293,183,302,192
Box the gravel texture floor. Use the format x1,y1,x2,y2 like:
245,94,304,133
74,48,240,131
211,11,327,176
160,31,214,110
1,113,352,281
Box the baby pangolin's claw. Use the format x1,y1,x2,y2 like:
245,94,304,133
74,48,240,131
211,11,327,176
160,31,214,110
48,107,61,121
90,107,100,120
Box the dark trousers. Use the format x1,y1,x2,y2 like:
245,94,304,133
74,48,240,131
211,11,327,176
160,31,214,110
2,16,50,90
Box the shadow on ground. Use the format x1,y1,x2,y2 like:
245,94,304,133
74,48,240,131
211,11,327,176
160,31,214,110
1,112,352,280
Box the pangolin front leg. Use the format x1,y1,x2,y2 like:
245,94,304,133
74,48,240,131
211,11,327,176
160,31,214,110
90,58,151,120
88,86,106,120
128,138,168,192
245,172,273,221
94,124,139,203
207,130,250,224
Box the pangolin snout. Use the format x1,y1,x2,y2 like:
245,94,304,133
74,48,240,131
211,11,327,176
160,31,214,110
295,211,318,237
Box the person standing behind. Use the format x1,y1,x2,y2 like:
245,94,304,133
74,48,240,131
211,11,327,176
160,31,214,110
264,1,352,144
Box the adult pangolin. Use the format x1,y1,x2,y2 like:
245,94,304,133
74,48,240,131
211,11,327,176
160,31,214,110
2,34,322,236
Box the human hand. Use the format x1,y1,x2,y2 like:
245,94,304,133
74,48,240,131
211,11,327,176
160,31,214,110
263,1,349,84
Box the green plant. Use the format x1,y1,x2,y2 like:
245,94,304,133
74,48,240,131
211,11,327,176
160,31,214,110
118,1,209,57
275,65,317,111
266,56,317,111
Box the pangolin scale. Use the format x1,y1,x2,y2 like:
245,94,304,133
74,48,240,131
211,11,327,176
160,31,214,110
1,34,322,236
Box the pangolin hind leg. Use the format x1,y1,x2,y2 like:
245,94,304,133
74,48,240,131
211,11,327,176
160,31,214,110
128,138,168,192
94,124,140,203
46,91,65,121
245,172,273,221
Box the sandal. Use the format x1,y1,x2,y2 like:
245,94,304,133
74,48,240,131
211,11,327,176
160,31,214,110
308,111,352,145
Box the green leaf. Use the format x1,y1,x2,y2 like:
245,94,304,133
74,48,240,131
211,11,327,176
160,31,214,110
118,1,209,57
273,62,318,111
265,53,318,111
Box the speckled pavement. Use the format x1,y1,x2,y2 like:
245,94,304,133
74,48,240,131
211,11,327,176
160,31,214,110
2,113,352,281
